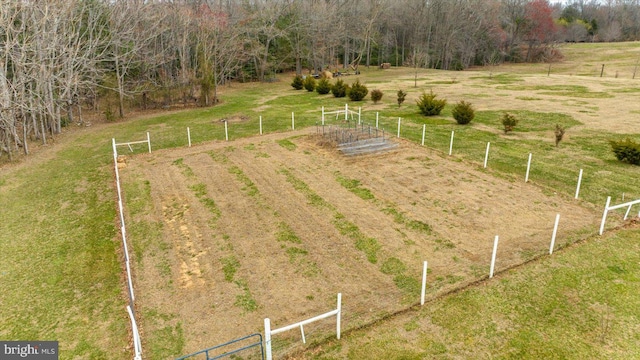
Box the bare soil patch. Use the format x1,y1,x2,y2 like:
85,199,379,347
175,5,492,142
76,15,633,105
121,128,599,356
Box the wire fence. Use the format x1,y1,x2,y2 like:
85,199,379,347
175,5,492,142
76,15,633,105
112,105,638,359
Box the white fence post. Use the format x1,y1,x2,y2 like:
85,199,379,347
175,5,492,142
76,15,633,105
575,169,583,199
292,112,295,130
484,142,491,168
449,131,454,156
490,235,499,278
525,153,532,182
345,104,348,121
549,213,560,254
112,138,118,162
421,125,426,146
376,112,379,128
260,116,263,135
358,107,361,124
264,318,272,360
336,292,342,339
321,107,325,126
224,120,229,141
187,127,191,147
420,261,428,305
147,132,151,153
397,118,401,138
599,196,611,235
624,203,634,220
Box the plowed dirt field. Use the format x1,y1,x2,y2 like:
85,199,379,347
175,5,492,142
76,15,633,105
120,128,599,357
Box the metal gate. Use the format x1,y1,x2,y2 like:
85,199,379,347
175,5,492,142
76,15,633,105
176,333,264,360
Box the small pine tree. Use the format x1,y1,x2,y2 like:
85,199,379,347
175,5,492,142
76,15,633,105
303,76,316,92
316,78,331,94
501,112,518,134
416,90,446,116
371,89,383,104
331,79,348,98
397,89,407,107
452,101,475,124
610,138,640,165
348,79,368,101
555,124,565,147
291,75,303,90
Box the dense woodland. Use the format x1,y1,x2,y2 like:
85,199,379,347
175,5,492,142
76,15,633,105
1,0,640,159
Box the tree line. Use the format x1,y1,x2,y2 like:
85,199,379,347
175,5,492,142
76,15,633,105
1,0,639,160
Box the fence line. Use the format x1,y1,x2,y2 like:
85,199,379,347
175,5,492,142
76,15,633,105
114,132,151,153
111,107,632,359
599,196,640,235
112,137,143,360
170,108,612,210
264,293,341,360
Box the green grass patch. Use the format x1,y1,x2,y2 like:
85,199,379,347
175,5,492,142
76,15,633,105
234,280,258,313
172,157,195,177
381,206,432,235
286,246,309,262
276,222,302,244
333,213,380,264
473,110,582,132
380,257,408,276
392,274,421,297
469,73,524,84
496,84,613,98
335,173,375,200
355,237,382,264
147,323,185,360
277,138,297,151
279,168,333,209
188,183,222,219
434,237,456,250
207,150,230,164
228,165,259,197
221,256,240,282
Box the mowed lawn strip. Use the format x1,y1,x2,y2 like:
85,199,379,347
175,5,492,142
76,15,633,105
0,133,129,358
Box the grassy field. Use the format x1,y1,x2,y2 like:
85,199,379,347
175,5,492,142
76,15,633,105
1,42,640,359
